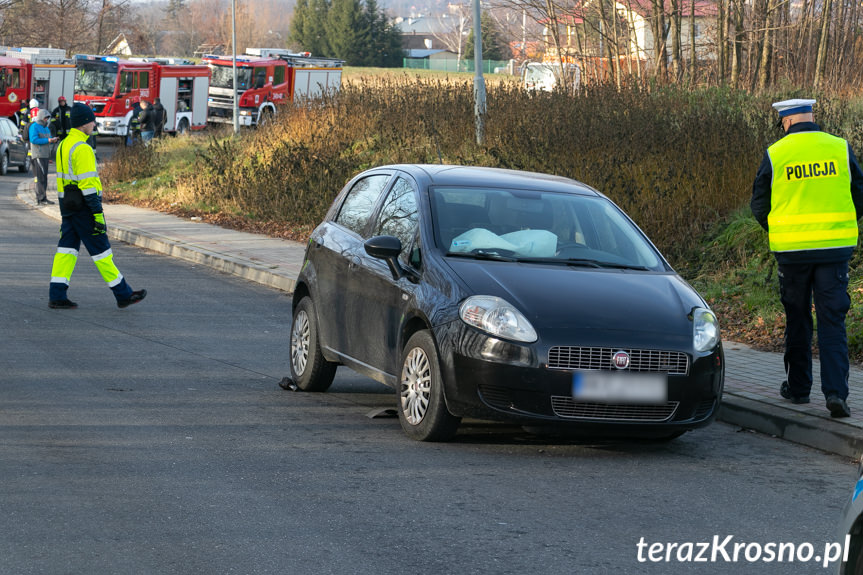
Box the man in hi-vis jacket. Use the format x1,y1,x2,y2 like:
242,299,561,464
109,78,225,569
48,103,147,310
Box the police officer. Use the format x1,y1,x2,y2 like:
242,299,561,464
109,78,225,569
48,103,147,310
751,98,863,418
50,96,72,140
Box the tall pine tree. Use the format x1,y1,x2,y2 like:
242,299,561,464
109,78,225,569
465,12,507,61
290,0,403,66
290,0,331,57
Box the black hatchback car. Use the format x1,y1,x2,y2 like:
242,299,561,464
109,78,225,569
289,165,724,441
0,117,31,175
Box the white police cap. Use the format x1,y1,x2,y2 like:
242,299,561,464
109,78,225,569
772,98,816,117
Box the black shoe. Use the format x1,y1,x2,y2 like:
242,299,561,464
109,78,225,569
39,199,55,205
49,299,78,309
117,289,146,309
780,380,810,404
826,395,851,418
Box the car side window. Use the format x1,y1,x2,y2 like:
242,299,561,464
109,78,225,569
373,177,419,265
334,175,391,236
0,120,12,139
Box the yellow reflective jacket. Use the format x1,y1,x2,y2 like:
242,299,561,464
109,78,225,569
56,128,101,215
767,131,858,252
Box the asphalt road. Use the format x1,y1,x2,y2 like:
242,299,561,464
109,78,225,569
0,170,859,575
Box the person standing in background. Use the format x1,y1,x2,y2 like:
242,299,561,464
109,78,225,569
29,109,58,205
50,96,72,140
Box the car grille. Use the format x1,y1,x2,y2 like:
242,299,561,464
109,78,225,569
548,347,689,375
550,397,679,422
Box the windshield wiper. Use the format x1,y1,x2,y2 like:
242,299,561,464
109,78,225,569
447,249,517,261
515,257,650,270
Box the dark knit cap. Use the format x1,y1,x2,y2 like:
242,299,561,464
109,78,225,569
70,102,96,128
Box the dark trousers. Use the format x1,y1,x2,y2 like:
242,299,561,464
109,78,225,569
33,157,48,202
778,261,850,400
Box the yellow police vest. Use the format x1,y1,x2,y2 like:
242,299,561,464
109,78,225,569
767,131,858,252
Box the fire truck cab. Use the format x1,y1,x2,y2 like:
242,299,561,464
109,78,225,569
0,47,74,123
203,49,343,128
73,54,210,137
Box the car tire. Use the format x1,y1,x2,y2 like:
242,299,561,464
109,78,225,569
397,330,461,442
845,532,863,574
177,119,189,135
19,156,30,173
290,296,337,392
0,152,8,176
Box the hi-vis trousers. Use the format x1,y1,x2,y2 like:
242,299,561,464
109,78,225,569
49,210,133,302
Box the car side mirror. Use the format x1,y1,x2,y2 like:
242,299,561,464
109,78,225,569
365,235,404,280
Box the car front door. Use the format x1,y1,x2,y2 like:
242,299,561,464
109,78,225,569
313,173,391,356
348,175,421,376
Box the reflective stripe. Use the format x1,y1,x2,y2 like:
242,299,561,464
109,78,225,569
56,246,79,256
58,171,99,181
91,248,113,262
82,187,98,196
770,211,857,226
49,276,70,285
106,273,124,288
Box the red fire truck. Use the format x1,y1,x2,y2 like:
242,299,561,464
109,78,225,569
73,54,210,137
202,49,343,128
0,47,75,123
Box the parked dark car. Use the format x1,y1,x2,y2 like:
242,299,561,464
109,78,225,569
0,117,30,175
288,165,724,441
837,461,863,574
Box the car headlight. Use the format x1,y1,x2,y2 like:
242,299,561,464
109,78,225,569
460,296,537,343
692,307,720,352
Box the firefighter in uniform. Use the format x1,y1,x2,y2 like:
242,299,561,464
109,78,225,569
50,95,72,140
17,100,29,133
751,98,863,418
48,103,147,310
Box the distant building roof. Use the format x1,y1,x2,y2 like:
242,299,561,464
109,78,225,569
394,15,451,35
406,49,447,58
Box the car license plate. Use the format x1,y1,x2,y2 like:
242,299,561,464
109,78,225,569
572,371,667,404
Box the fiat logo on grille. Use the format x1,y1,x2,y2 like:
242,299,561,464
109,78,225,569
612,350,630,370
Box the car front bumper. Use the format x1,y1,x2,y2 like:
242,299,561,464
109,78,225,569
436,324,724,432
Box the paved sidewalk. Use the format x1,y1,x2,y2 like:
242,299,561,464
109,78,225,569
18,180,863,458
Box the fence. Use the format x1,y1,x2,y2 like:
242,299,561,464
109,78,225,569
403,58,513,74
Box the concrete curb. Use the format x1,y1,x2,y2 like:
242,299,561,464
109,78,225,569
719,394,863,458
107,225,297,293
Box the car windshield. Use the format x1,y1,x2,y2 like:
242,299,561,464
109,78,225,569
431,187,665,271
209,65,253,90
75,61,118,97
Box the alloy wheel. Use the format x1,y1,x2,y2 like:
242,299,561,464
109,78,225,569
400,347,431,425
291,309,310,376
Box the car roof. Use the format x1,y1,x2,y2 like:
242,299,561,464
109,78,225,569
375,164,602,197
